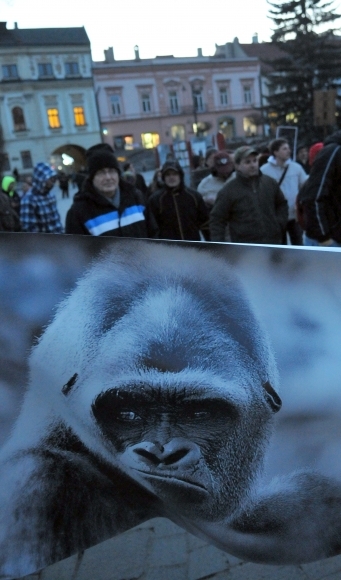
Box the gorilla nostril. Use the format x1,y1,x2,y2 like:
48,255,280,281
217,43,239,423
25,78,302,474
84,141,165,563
134,448,161,466
163,448,188,466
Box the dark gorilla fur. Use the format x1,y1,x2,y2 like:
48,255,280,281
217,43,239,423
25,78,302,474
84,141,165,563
0,240,340,579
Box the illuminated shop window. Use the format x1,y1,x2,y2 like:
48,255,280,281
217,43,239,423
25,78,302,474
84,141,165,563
114,135,134,150
141,132,159,149
171,124,185,141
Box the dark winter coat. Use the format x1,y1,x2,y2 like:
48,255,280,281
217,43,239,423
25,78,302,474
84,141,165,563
296,132,341,243
65,179,149,238
0,193,21,232
210,172,288,244
147,185,210,241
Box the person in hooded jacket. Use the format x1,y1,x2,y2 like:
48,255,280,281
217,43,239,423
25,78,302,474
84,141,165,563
260,138,307,245
296,130,341,246
1,176,21,215
147,160,210,241
65,147,150,238
20,163,62,233
0,189,21,232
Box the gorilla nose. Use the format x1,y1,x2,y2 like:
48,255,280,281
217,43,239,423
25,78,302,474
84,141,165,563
132,439,200,468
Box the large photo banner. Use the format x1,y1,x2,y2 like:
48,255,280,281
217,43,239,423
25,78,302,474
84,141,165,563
0,234,341,579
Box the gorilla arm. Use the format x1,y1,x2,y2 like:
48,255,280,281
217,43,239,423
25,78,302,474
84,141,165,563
177,471,341,565
0,427,161,579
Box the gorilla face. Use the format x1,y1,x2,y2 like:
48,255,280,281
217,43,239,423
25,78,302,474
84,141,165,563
91,381,279,521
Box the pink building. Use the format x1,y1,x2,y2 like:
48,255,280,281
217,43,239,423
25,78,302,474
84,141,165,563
93,38,264,152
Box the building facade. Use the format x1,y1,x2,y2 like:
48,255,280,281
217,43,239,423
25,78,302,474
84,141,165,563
93,39,263,152
0,22,101,176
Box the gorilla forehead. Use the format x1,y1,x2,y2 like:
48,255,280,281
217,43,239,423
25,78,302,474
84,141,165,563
30,240,277,403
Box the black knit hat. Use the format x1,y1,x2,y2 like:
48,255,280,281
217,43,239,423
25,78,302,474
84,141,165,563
87,150,121,179
161,160,184,181
86,143,114,158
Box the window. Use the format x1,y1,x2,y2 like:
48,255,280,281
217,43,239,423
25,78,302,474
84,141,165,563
47,108,61,128
38,63,54,78
73,106,86,126
171,124,185,141
65,62,80,77
21,150,33,169
1,153,10,171
110,95,121,116
218,116,234,139
243,116,257,136
169,91,179,114
193,90,204,112
219,87,229,106
141,94,151,113
114,135,134,150
2,64,19,80
141,132,159,149
243,86,252,104
12,107,26,131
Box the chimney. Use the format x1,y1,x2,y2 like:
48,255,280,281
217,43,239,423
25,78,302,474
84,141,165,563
104,47,115,62
14,22,18,29
134,45,140,60
0,22,7,32
197,48,203,57
252,32,259,43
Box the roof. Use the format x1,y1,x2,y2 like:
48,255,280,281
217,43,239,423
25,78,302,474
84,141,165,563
240,42,288,72
0,23,90,47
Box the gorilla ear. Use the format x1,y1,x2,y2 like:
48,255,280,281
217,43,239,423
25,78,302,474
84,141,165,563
61,373,78,396
262,381,282,413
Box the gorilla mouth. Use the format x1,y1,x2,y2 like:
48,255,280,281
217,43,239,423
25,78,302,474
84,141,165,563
136,470,208,493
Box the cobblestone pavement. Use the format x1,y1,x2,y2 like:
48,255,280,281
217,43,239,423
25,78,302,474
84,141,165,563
22,517,341,580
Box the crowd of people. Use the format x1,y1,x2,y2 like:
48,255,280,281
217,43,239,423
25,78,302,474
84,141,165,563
1,132,341,248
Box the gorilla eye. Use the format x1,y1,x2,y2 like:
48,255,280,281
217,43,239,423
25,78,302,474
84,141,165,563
118,411,141,421
193,411,209,419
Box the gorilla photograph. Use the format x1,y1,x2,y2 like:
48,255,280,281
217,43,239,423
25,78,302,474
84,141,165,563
0,234,341,580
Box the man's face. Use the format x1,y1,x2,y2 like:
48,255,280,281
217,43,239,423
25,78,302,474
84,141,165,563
206,152,216,168
93,168,119,198
236,154,259,178
297,147,308,163
164,169,181,188
43,176,57,193
274,143,291,162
